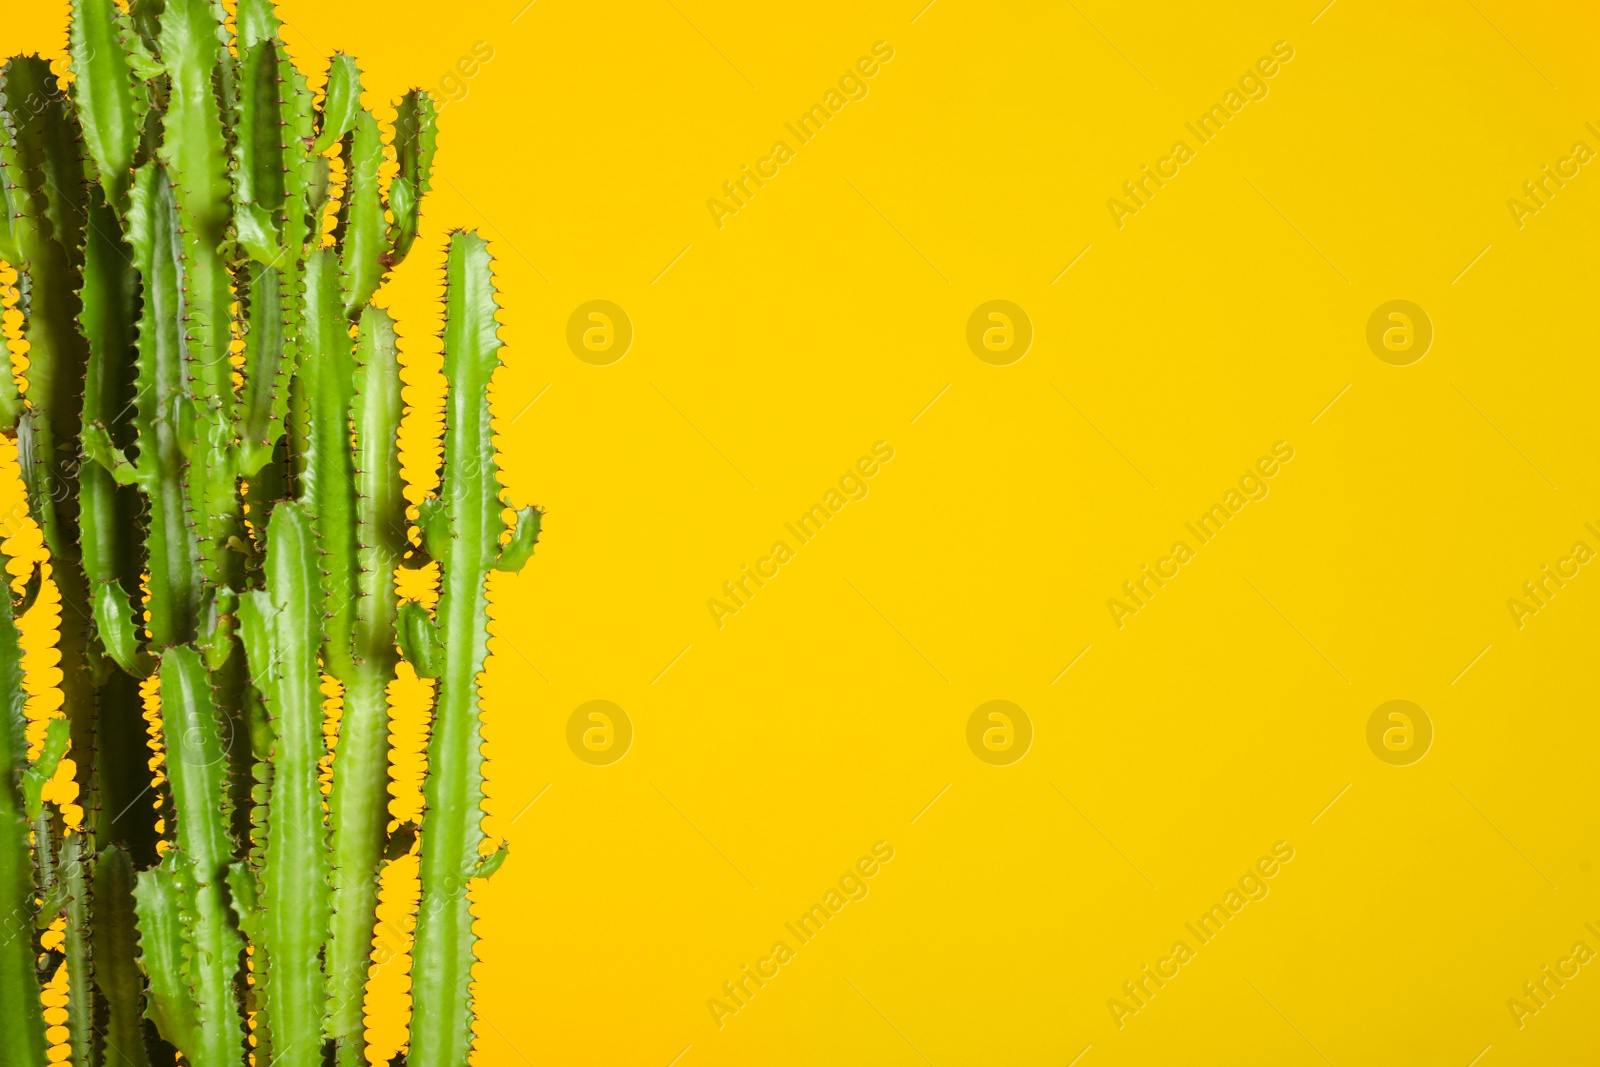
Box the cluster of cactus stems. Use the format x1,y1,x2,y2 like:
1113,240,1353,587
0,1,540,1066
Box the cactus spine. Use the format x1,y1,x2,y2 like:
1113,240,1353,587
0,1,541,1065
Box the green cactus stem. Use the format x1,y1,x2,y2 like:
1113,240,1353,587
0,554,45,1067
69,0,141,212
159,646,247,1067
324,307,404,1065
240,503,330,1067
158,0,244,593
92,847,151,1067
60,829,95,1067
0,53,100,869
132,855,198,1053
95,162,202,648
410,232,540,1067
79,179,146,678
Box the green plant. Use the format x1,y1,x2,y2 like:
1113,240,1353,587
0,1,539,1065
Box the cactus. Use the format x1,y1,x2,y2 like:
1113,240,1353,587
238,504,328,1067
408,234,538,1067
0,548,45,1067
0,1,541,1065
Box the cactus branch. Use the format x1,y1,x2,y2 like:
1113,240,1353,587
324,307,404,1064
240,503,330,1067
159,646,248,1067
0,557,45,1067
410,231,537,1067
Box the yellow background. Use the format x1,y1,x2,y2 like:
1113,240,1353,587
6,0,1600,1063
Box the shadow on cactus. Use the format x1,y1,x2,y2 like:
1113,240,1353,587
0,2,540,1066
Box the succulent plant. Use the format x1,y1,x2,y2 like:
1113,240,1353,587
0,2,538,1065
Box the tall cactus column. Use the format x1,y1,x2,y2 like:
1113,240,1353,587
158,648,248,1067
324,307,407,1065
1,54,100,1067
240,504,331,1067
409,233,539,1067
0,551,45,1067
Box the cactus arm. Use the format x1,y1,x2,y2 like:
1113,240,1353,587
352,311,404,661
131,858,198,1052
386,90,437,264
237,263,288,477
159,646,246,1067
339,111,387,317
22,717,69,824
224,862,260,942
247,503,330,1067
280,73,316,494
237,591,274,692
0,55,89,440
0,564,45,1067
80,425,138,486
126,0,167,60
312,55,362,155
0,58,89,266
226,854,267,1066
299,248,358,678
411,232,509,1067
0,171,16,268
15,432,96,842
232,0,292,267
155,0,231,405
395,601,442,679
253,22,315,498
231,22,297,504
473,844,507,879
14,418,67,578
79,185,149,677
233,37,286,265
71,0,141,209
236,0,314,461
92,847,150,1067
156,0,242,593
59,830,95,1067
416,496,451,564
0,61,108,838
235,0,277,49
324,308,403,1061
77,180,139,447
127,164,201,647
495,506,542,572
196,586,238,668
93,582,149,677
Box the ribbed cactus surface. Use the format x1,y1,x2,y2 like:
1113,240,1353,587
0,2,539,1066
